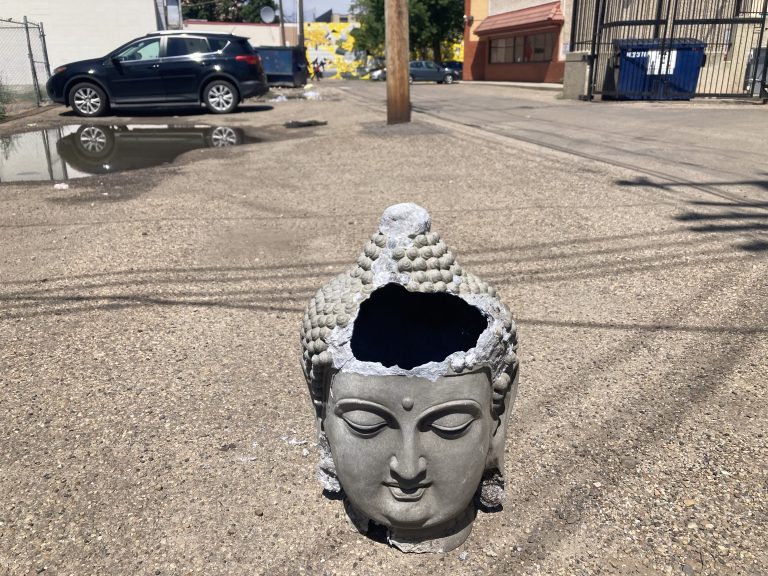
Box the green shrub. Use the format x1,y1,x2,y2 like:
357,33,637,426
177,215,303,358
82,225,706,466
0,80,11,120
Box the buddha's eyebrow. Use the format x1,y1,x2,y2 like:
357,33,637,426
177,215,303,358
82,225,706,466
333,399,397,419
418,400,483,420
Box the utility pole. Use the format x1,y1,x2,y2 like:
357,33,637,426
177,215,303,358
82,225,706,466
278,0,286,45
297,0,305,49
385,0,410,124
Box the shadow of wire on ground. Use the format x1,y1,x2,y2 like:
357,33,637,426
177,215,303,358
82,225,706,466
615,176,768,252
1,245,764,336
616,175,768,194
673,207,768,251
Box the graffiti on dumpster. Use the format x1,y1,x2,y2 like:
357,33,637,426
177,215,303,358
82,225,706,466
647,50,677,75
624,50,678,75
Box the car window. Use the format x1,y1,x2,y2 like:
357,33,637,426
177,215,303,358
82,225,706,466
166,37,211,57
225,40,252,55
116,38,160,61
209,38,231,52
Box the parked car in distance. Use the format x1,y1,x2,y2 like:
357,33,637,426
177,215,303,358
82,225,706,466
442,61,464,76
409,60,460,84
369,62,460,84
46,31,269,117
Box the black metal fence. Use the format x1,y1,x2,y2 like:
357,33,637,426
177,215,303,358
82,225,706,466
0,17,51,117
571,0,768,99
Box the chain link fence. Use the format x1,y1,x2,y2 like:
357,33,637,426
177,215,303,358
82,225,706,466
0,17,51,119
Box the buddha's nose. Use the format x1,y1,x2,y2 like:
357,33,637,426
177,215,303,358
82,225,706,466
389,438,427,481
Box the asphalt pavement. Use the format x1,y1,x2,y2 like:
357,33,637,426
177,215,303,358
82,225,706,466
1,82,766,576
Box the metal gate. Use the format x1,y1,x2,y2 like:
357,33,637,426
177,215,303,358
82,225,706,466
571,0,768,99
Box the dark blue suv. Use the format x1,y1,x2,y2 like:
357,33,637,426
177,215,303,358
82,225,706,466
46,31,269,116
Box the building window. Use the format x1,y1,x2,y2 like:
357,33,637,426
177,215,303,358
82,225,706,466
489,32,555,63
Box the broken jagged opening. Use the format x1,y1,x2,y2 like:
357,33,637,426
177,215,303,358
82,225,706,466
350,283,488,370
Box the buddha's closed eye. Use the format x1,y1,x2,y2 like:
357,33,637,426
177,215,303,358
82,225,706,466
340,410,388,437
426,412,476,439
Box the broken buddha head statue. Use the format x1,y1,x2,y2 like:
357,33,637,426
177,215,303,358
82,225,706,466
300,203,519,553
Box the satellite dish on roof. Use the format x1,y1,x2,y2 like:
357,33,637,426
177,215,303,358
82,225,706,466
260,6,276,23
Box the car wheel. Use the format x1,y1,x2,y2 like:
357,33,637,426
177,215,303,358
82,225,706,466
75,125,114,158
204,80,239,114
444,74,454,84
409,75,414,84
206,126,242,148
69,83,108,117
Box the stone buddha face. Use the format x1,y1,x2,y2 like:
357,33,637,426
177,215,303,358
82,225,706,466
325,370,492,534
301,203,519,552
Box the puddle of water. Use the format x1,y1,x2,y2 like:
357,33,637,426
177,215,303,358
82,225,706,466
0,124,259,183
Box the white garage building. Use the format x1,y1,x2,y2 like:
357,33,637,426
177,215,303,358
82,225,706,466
2,0,180,69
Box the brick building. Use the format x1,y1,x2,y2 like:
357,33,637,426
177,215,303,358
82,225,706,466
463,0,573,83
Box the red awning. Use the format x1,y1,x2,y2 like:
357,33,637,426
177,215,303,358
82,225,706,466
474,1,564,36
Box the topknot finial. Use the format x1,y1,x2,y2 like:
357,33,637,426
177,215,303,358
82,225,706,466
379,203,431,238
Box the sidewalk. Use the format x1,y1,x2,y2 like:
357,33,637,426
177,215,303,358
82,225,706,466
460,79,563,91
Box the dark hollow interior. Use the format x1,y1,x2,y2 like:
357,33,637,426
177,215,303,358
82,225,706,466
350,283,488,370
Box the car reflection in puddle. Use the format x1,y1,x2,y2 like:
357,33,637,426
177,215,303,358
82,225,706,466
0,124,259,183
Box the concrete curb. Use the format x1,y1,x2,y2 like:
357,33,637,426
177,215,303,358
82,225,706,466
459,80,563,92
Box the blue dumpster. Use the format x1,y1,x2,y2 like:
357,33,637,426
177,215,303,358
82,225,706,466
605,38,706,100
253,46,309,87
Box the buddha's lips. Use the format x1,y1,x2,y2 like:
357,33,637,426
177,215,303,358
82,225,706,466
384,482,431,501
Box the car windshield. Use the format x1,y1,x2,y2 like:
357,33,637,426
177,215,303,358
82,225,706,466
115,38,160,61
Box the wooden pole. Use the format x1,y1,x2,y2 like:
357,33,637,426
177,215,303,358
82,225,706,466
385,0,410,124
278,0,286,46
297,0,305,49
